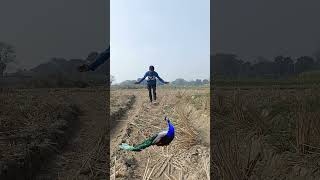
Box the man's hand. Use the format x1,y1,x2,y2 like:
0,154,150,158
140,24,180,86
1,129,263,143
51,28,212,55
78,64,90,72
134,82,139,84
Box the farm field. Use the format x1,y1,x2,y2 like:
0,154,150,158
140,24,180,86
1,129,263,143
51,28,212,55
0,88,110,179
0,88,80,179
0,86,210,179
110,87,210,180
212,86,320,179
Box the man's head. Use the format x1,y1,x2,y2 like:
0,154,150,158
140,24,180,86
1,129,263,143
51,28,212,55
149,65,155,71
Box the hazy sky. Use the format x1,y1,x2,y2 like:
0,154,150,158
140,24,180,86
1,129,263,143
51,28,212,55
111,0,210,83
0,0,108,71
212,0,320,61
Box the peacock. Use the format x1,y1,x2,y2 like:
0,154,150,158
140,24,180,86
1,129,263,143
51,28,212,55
119,117,175,151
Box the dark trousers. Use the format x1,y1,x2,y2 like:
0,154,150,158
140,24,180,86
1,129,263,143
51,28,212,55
147,84,157,102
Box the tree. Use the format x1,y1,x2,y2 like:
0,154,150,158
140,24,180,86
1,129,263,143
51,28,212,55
272,56,294,77
252,61,272,77
0,42,16,76
119,80,137,86
283,57,294,76
212,53,243,78
195,79,202,86
171,78,188,86
274,56,285,76
110,75,115,85
295,56,315,74
202,79,209,84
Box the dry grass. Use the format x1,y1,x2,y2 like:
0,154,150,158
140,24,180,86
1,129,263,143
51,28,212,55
213,87,320,179
201,151,210,179
0,89,80,179
74,131,108,179
174,103,199,149
111,88,210,180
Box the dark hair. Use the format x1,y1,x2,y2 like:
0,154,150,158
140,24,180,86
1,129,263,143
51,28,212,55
149,65,155,71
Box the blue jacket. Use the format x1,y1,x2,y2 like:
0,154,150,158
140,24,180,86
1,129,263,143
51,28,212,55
137,71,165,85
89,46,110,71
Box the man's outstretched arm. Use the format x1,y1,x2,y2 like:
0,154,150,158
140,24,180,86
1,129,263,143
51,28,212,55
88,47,110,71
155,72,169,84
135,72,148,84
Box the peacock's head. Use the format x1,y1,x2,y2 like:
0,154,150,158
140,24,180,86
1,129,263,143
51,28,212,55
164,116,175,136
164,116,170,123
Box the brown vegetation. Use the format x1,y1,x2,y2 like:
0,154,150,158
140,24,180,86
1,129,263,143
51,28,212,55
110,88,210,180
0,89,80,179
213,87,320,179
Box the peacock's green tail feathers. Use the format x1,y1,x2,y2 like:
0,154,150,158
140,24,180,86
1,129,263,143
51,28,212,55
119,143,135,151
119,134,158,151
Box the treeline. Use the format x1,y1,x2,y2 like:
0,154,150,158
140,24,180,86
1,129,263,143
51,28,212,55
1,48,108,88
117,78,210,86
212,53,320,79
170,78,209,86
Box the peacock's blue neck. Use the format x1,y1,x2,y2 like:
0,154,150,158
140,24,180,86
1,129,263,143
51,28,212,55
166,121,175,138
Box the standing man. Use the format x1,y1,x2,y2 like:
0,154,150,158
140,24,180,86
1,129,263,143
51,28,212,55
135,65,169,103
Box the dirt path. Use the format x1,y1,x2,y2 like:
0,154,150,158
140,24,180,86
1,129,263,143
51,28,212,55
36,89,108,179
110,91,144,150
110,89,160,179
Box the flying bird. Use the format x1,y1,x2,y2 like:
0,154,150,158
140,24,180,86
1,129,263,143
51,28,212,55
119,117,175,151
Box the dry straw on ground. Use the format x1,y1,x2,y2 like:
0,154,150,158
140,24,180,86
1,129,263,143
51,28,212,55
110,88,210,180
213,87,320,179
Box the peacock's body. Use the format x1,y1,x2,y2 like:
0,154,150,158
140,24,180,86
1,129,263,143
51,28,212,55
119,117,175,151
